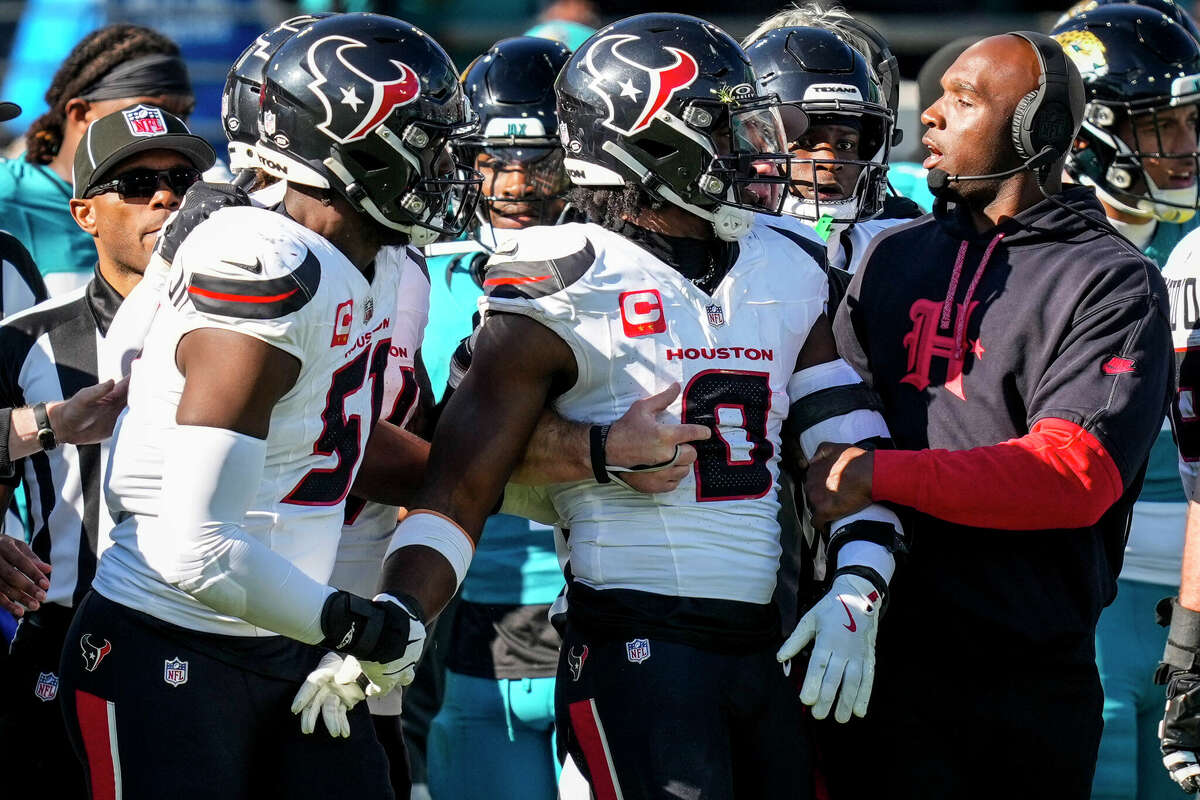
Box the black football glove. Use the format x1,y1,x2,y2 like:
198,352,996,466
1156,597,1200,793
155,181,252,265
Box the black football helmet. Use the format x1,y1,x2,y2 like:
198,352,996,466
1052,4,1200,222
824,15,903,145
1057,0,1200,44
747,26,893,225
556,13,793,241
222,14,329,173
458,37,572,230
258,13,481,244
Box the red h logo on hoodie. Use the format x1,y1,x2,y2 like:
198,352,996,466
901,299,982,401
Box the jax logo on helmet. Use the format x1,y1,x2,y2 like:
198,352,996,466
305,34,421,143
584,33,699,135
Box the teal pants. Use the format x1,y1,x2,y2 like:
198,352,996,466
1092,578,1178,800
427,670,559,800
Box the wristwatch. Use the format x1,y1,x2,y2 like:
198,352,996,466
32,402,56,451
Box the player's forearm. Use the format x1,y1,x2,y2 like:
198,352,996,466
1180,500,1200,612
350,421,430,506
510,409,591,484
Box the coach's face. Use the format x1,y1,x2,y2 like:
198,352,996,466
920,35,1041,194
69,149,188,277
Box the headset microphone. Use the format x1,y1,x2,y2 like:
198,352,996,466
926,146,1057,196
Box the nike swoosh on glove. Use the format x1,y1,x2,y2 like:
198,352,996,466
1161,671,1200,793
291,652,367,738
357,595,426,698
778,572,881,723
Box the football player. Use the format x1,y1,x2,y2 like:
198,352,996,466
421,36,575,800
58,15,474,798
743,10,922,276
360,14,907,798
1050,7,1200,799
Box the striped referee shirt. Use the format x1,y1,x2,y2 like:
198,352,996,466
0,265,121,609
0,229,49,319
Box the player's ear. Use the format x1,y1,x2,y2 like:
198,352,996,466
69,198,98,236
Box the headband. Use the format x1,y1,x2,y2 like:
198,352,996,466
80,53,192,102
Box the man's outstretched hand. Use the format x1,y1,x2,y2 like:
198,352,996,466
804,442,874,528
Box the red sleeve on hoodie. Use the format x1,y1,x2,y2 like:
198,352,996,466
871,417,1125,530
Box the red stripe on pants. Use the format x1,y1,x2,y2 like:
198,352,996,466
76,689,117,800
568,698,621,800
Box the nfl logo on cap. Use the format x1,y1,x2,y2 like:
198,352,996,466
164,657,188,687
123,105,167,137
33,672,59,702
625,638,651,664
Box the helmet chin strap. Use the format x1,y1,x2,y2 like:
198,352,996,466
324,156,443,244
601,141,755,242
1084,173,1198,225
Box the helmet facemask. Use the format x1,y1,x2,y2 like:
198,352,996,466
320,114,483,245
1071,75,1200,224
776,97,893,225
457,139,571,232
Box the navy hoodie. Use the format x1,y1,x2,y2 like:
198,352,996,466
833,184,1171,667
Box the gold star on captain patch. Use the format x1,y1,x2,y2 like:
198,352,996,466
340,86,363,112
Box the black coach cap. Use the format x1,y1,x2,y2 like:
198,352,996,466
73,103,215,198
0,102,19,123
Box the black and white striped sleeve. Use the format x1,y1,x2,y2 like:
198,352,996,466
0,230,48,320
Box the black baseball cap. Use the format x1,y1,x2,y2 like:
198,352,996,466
73,103,215,198
0,102,19,123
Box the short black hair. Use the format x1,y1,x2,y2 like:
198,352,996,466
568,184,662,229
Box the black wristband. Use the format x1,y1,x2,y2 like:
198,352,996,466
826,519,907,569
833,564,889,613
319,591,424,663
32,402,55,451
589,424,612,484
0,408,12,479
1159,597,1200,680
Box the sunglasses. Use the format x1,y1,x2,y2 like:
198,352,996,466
85,165,202,199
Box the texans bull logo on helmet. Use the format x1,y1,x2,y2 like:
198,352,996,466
584,33,699,136
305,34,421,144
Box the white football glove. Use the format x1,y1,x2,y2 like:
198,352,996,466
778,571,882,723
290,652,367,738
357,595,427,698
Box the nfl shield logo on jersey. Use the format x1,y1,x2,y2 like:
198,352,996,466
706,304,725,328
626,638,651,664
123,105,167,137
33,672,58,702
164,657,188,687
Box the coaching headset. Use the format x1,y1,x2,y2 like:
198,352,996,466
928,30,1085,192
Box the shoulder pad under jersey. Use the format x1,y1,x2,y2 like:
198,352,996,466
482,223,596,300
172,206,321,321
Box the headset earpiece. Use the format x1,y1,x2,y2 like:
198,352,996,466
1010,31,1079,169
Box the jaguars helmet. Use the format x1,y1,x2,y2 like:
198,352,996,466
556,13,794,241
1057,0,1200,44
1053,4,1200,222
258,13,481,245
458,37,572,229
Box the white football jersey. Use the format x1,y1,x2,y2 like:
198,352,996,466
333,245,430,598
481,217,827,604
95,206,402,635
1164,226,1200,501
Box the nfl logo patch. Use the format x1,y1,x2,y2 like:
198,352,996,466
164,657,188,687
625,638,651,664
263,109,277,137
706,304,725,328
123,105,167,137
364,296,374,323
33,672,58,702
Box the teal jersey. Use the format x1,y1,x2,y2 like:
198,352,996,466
887,162,936,214
422,238,565,606
424,246,486,402
1140,215,1200,503
0,158,95,293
